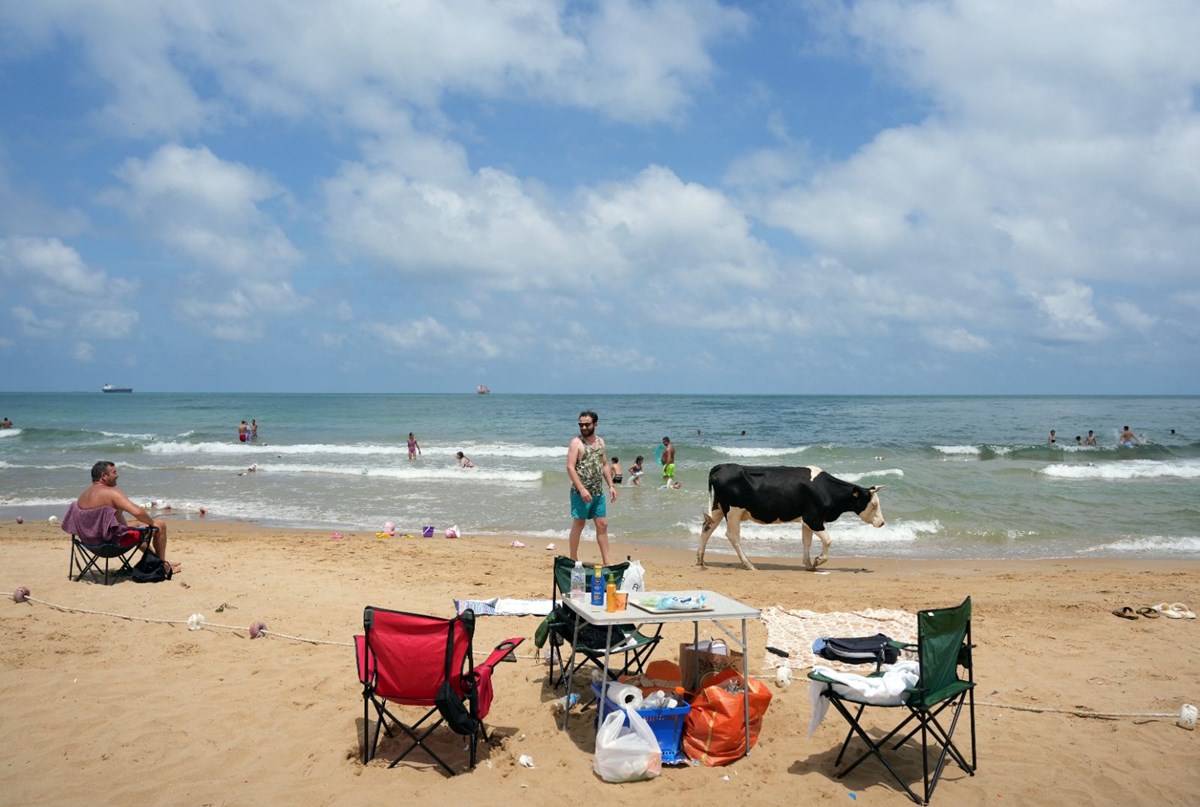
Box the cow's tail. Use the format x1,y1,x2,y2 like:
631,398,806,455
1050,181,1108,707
701,484,717,529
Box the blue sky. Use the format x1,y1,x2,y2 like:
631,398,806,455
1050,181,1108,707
1,0,1198,394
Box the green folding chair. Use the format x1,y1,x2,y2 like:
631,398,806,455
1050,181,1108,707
809,597,976,805
544,556,662,693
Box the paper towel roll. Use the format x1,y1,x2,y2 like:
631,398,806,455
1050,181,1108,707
605,682,644,710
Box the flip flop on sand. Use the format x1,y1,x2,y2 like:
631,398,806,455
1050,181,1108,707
1111,606,1138,620
1136,606,1161,618
1170,602,1196,619
1147,602,1185,619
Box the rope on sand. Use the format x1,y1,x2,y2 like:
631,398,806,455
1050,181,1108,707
7,586,350,646
5,585,544,655
976,701,1178,720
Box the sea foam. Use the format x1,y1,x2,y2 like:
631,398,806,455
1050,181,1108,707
1040,460,1200,481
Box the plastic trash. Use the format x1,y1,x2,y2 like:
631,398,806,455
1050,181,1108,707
593,709,661,783
549,693,580,713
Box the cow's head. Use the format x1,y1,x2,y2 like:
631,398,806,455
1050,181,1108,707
856,485,885,527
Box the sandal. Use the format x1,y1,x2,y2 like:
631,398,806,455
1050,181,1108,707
1153,602,1183,619
1111,607,1138,620
1136,606,1160,618
1170,602,1196,619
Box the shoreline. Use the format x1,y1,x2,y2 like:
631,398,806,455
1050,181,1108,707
7,505,1198,563
3,520,1198,805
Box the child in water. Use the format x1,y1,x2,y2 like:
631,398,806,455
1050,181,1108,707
628,456,644,486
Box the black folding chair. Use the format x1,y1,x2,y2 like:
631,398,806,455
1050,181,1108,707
808,597,976,805
68,527,153,585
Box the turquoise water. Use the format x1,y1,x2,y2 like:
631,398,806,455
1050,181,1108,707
1,393,1198,560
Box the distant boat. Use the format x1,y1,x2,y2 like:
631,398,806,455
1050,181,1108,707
102,384,133,393
476,385,491,394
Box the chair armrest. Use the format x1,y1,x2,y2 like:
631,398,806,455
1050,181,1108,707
354,635,374,684
481,637,525,668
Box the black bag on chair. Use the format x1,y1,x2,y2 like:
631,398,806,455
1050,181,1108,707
815,634,900,666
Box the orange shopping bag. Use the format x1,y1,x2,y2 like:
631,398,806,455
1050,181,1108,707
682,667,772,766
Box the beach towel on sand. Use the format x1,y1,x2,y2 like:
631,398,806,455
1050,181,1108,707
454,598,553,617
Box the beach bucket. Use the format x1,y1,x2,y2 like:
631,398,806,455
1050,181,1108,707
422,525,435,538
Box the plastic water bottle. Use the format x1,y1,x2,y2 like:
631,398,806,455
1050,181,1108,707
569,561,586,602
549,692,580,713
590,565,604,606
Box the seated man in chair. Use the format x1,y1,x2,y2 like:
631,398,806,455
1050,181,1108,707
71,461,180,574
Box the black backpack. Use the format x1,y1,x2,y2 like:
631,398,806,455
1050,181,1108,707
814,633,900,666
131,550,172,583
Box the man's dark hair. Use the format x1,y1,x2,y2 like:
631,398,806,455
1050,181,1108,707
579,410,598,424
91,461,115,482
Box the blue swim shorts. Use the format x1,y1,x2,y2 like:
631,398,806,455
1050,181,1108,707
570,488,606,520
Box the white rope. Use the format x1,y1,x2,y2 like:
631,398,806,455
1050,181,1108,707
975,700,1177,720
5,588,352,646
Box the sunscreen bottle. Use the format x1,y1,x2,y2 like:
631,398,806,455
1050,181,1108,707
605,575,618,612
590,565,604,606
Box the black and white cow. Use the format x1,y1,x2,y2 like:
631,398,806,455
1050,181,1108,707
697,464,885,570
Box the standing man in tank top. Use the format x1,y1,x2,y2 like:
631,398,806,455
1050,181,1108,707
566,410,616,566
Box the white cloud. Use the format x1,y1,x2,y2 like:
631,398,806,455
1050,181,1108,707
1027,280,1107,343
1111,301,1157,332
923,327,990,354
176,281,306,342
110,145,300,278
325,159,774,311
364,317,500,360
0,237,140,339
72,341,94,362
0,0,749,134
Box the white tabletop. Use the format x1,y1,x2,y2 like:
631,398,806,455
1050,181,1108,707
562,589,760,626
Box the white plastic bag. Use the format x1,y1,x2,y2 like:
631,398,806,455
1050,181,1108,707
619,559,646,593
593,708,662,783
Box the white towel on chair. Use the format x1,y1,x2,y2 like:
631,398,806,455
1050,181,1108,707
808,660,920,736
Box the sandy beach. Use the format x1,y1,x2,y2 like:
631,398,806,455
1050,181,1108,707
2,519,1198,806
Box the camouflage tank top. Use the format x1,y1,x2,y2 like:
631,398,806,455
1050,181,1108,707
574,436,606,496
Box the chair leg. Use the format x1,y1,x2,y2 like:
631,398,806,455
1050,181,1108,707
825,695,924,805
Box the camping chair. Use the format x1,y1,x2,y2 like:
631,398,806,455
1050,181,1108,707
808,597,976,805
545,556,662,695
355,605,524,775
61,502,153,585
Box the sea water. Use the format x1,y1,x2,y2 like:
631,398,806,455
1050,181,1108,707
1,392,1197,560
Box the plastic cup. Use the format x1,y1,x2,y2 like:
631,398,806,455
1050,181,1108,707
613,592,628,610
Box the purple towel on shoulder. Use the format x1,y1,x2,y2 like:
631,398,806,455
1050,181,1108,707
61,502,138,547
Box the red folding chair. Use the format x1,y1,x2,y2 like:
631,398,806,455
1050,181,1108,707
355,606,523,775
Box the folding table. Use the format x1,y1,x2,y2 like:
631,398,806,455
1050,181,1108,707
561,589,760,759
